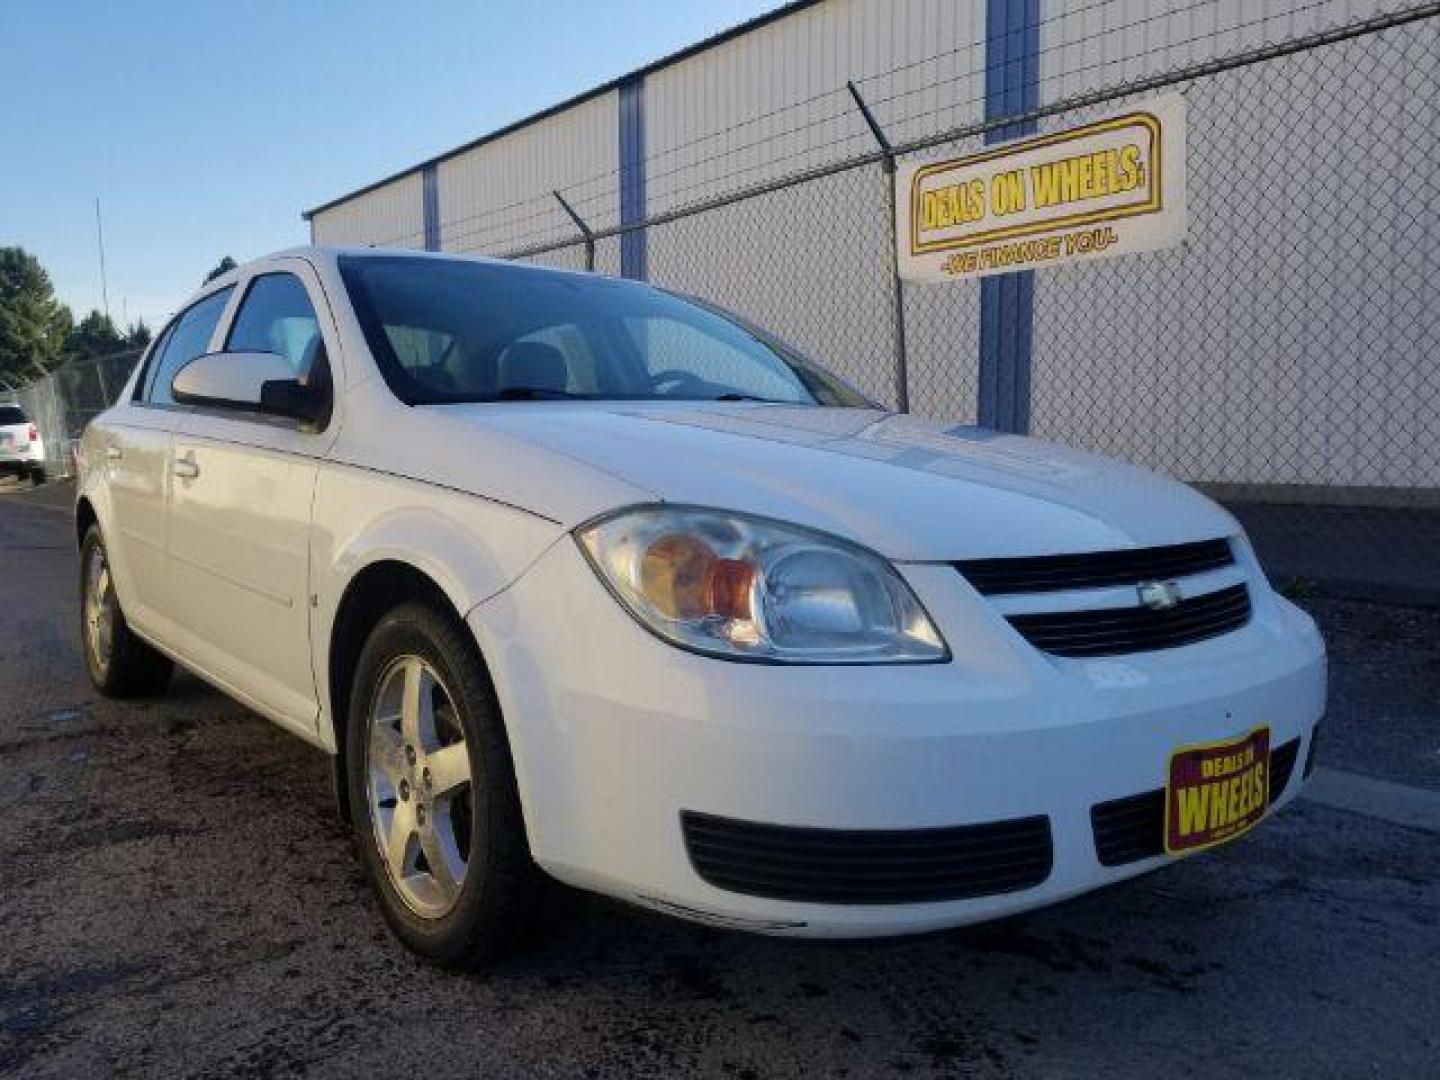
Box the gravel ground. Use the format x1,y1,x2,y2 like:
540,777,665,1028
2,478,1437,1078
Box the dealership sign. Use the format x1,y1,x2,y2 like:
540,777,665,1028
896,94,1187,282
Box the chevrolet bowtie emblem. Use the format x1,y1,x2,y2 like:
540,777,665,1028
1137,580,1183,611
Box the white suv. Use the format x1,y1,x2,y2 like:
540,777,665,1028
77,247,1325,966
0,404,44,485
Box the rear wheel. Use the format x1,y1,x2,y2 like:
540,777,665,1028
28,464,44,487
346,601,538,967
79,525,173,697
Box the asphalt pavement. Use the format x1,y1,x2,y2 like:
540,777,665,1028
2,477,1437,1079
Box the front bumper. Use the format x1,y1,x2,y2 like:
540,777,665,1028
469,539,1326,937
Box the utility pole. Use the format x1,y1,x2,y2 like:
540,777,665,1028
95,198,111,322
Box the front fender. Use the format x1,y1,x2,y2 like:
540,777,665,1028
310,465,565,748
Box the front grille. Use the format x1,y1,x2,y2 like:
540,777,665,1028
1091,736,1302,867
681,810,1053,905
956,538,1234,596
1006,583,1252,658
1091,789,1167,868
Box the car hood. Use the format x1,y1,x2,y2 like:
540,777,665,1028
432,402,1238,561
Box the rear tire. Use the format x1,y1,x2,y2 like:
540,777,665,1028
346,600,539,968
79,525,173,697
29,464,44,487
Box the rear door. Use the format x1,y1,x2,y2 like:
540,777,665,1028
100,286,235,636
164,263,341,732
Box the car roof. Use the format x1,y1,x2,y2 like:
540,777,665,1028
174,245,653,331
219,245,608,288
281,245,572,271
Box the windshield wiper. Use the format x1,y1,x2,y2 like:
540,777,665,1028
711,393,785,403
490,387,592,401
470,388,793,403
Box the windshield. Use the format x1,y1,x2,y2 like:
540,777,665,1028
338,255,869,408
0,406,28,426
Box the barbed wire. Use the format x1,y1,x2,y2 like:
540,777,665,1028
341,1,1439,258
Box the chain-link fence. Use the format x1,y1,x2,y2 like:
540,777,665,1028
7,4,1436,594
495,3,1440,595
6,350,141,480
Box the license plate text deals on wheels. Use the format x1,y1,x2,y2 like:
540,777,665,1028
1166,727,1270,855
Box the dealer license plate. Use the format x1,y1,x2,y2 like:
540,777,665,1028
1165,726,1270,855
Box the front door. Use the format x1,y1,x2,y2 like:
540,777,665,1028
103,284,235,637
163,266,340,733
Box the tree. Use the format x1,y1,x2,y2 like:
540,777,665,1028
68,309,127,358
204,256,237,284
0,246,72,381
125,320,152,349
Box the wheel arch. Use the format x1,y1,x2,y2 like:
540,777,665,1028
325,558,491,825
76,495,98,547
307,485,566,825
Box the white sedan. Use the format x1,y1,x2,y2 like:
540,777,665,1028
76,247,1325,966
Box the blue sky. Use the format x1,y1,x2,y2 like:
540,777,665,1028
1,1,779,332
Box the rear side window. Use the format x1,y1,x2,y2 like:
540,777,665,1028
0,406,27,425
144,287,234,405
225,273,323,378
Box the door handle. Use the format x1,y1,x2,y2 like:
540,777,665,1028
172,454,199,480
105,445,123,461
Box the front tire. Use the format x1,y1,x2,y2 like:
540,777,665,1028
346,601,538,967
79,525,173,697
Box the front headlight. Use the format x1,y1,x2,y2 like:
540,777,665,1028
576,506,948,664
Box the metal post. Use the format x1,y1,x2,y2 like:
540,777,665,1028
847,81,909,413
553,190,596,272
95,198,111,322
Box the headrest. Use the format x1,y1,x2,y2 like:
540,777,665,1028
496,340,569,393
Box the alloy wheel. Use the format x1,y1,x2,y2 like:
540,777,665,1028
84,542,115,671
366,655,474,919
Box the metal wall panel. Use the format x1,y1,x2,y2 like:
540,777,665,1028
310,172,425,248
1029,6,1440,489
436,90,620,257
643,0,989,218
642,0,988,411
1037,0,1411,104
302,0,1436,493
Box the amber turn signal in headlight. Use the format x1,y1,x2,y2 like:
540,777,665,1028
576,506,948,664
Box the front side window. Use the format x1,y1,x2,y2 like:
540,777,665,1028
225,273,323,378
338,255,868,408
144,286,234,405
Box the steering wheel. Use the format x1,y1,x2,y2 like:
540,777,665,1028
649,369,715,396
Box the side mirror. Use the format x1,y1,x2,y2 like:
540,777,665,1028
171,351,326,426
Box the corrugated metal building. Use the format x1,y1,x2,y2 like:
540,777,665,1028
302,0,1439,502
